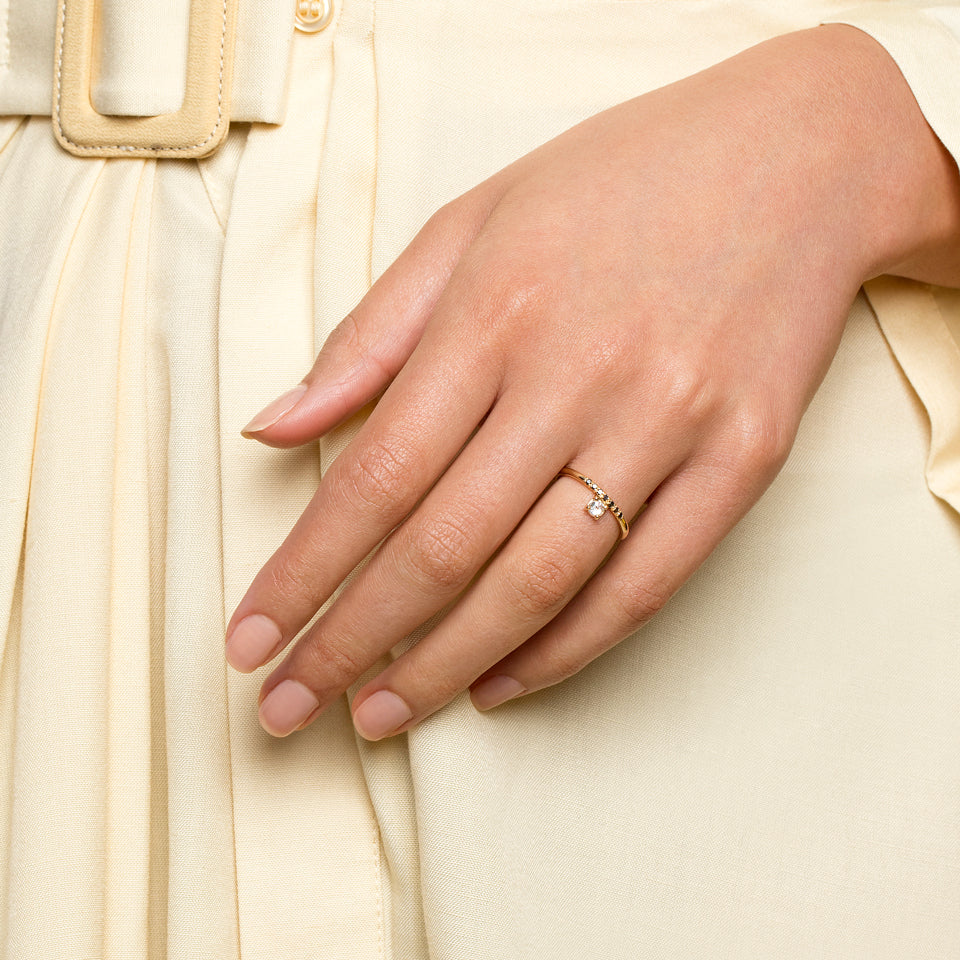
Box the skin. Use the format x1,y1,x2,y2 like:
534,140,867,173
224,24,960,741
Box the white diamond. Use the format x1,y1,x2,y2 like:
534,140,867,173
586,499,606,519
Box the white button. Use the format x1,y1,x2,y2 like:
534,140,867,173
295,0,333,32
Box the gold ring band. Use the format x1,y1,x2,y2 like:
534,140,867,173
558,467,630,540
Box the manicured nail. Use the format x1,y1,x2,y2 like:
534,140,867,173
352,690,413,741
241,383,308,437
258,679,320,737
471,675,526,711
225,614,283,672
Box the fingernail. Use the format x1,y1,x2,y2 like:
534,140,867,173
258,679,320,737
471,675,526,711
352,690,413,741
225,614,283,672
241,383,308,437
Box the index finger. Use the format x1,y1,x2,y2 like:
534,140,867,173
224,329,497,675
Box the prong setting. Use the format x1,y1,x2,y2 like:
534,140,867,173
558,467,631,540
586,499,607,519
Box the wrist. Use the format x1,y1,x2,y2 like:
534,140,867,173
784,24,960,286
685,24,960,289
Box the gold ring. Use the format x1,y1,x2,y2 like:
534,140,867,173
558,467,630,540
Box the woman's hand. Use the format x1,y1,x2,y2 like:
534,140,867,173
225,25,960,740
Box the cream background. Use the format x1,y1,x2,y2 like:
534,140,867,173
1,1,958,957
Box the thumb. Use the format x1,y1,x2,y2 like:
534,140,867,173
240,190,496,448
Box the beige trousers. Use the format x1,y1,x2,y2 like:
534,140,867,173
1,2,958,957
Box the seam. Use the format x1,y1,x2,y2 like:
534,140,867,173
196,155,229,234
216,267,245,960
54,0,229,154
373,823,385,960
0,545,24,949
102,155,150,960
139,158,171,959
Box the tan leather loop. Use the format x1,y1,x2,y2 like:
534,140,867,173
53,0,240,158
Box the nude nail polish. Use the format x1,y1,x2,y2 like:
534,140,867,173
225,614,283,672
241,383,308,437
259,679,320,737
352,690,413,741
471,675,526,711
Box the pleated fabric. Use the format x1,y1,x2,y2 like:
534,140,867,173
0,117,242,957
0,15,416,959
1,1,959,958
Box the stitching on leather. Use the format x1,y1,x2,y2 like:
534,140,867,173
54,0,229,153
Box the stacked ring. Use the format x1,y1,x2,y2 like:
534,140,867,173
558,467,630,540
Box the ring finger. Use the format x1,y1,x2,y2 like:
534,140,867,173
469,446,782,708
347,446,669,740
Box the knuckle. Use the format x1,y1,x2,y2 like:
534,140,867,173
652,355,716,425
422,197,465,236
335,437,415,519
265,547,317,602
504,541,578,618
537,642,595,685
578,327,636,383
294,631,368,696
411,194,488,270
724,405,793,479
401,512,478,593
406,662,465,709
320,312,392,382
611,573,674,631
473,268,557,336
319,311,360,358
496,272,555,321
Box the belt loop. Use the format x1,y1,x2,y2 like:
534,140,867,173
53,0,240,158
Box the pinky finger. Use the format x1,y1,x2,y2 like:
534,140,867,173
468,455,773,710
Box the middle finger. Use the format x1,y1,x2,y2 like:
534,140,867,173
348,443,663,740
254,391,576,735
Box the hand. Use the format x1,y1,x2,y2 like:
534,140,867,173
225,25,960,739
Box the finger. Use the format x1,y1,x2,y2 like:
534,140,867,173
467,436,787,709
252,394,576,736
240,190,498,448
345,448,667,740
224,331,498,676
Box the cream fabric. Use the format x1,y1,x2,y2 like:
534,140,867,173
92,0,192,116
0,0,295,122
1,1,959,958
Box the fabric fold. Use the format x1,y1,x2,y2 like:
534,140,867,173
216,16,393,959
314,0,431,953
0,116,242,960
102,158,158,958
